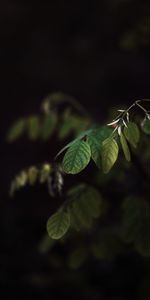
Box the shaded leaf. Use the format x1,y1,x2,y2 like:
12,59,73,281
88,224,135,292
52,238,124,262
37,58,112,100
68,206,81,231
68,184,102,231
120,132,131,161
124,122,140,148
121,197,150,256
70,198,93,229
142,119,150,134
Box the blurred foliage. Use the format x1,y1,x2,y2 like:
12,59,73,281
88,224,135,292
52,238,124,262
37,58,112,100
7,92,91,143
7,93,150,300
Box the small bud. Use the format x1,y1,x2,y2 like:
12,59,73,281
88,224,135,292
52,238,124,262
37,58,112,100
117,109,125,112
107,119,120,126
118,126,122,136
123,120,128,127
146,113,150,120
126,112,130,123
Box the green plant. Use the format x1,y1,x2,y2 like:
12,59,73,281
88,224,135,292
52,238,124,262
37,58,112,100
8,94,150,267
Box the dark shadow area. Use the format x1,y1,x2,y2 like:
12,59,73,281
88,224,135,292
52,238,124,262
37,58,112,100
1,1,150,299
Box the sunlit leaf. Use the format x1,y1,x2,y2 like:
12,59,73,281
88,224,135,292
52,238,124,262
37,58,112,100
62,140,91,174
28,166,39,185
101,138,119,173
16,171,28,188
55,128,93,159
47,209,70,239
39,164,52,183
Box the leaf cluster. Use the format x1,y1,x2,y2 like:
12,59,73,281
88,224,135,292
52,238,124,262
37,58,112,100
47,184,103,239
60,121,142,175
8,95,150,266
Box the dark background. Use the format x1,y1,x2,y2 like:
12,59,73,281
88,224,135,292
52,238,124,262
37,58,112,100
1,0,150,299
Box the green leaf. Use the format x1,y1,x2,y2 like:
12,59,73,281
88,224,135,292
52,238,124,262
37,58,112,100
27,116,40,140
62,140,91,174
121,197,150,256
68,205,81,232
7,119,26,142
68,184,102,231
124,122,140,148
87,127,112,168
55,128,93,159
41,113,57,140
120,132,131,161
70,198,93,229
55,139,79,160
68,206,81,231
101,138,119,174
47,209,70,239
142,119,150,134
